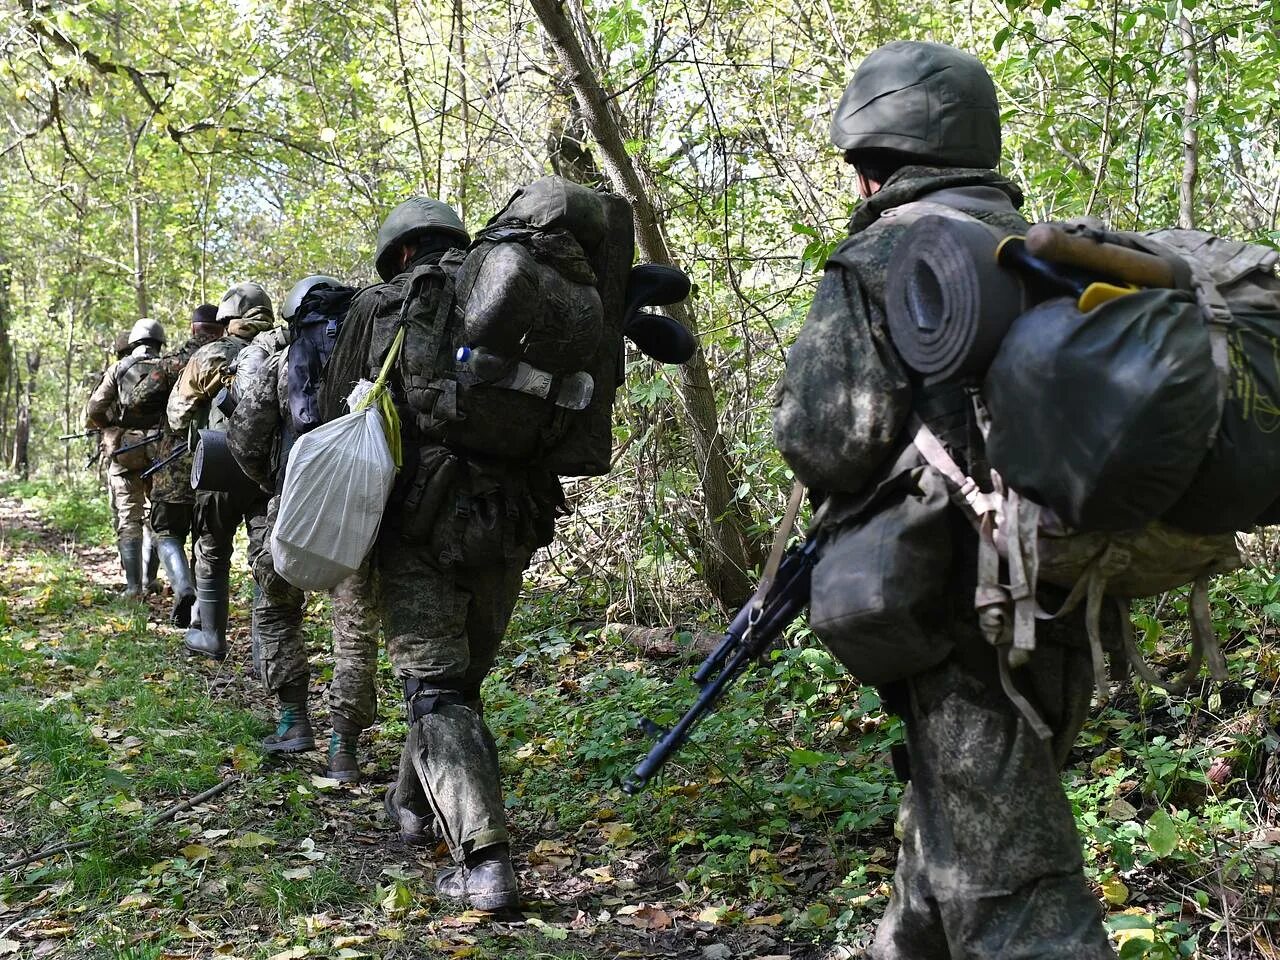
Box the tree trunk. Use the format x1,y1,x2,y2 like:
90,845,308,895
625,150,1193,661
13,348,39,478
1179,15,1200,230
130,194,148,318
528,0,762,607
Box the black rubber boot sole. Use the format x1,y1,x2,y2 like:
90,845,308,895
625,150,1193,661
262,734,316,754
172,593,195,628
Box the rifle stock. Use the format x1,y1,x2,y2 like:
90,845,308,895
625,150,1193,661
623,535,821,795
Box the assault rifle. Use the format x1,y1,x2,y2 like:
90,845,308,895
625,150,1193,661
111,432,163,459
59,429,100,441
141,441,189,479
623,532,821,795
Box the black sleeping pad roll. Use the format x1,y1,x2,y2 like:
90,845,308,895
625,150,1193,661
1163,311,1280,533
885,215,1025,384
983,289,1219,531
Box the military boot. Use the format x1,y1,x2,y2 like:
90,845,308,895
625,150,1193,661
262,680,315,754
325,715,362,783
184,574,229,660
384,759,436,845
436,843,521,915
142,527,161,594
117,538,144,600
156,537,195,627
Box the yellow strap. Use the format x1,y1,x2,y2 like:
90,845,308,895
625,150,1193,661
354,326,406,469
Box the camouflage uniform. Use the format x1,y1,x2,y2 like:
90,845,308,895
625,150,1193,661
87,343,164,596
228,319,380,773
774,41,1116,960
323,231,559,907
168,302,276,658
149,332,218,540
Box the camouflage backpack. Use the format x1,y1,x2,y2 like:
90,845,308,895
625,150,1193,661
115,354,169,428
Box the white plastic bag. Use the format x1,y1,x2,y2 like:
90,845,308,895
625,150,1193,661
271,392,396,591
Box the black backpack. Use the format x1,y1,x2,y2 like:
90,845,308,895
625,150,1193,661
286,285,357,441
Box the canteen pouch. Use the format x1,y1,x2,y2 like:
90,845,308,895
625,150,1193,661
810,451,954,685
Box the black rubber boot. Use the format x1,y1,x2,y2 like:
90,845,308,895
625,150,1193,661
156,537,195,627
436,843,521,914
142,527,161,594
262,680,315,754
184,574,228,660
325,716,362,783
118,538,144,600
383,783,436,846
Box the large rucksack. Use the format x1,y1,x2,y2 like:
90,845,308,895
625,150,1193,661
115,353,168,428
286,285,357,441
381,177,635,476
814,206,1275,730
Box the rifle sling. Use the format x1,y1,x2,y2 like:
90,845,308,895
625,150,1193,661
754,480,806,612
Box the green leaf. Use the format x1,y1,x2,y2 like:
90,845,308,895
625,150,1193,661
1146,809,1178,858
993,26,1011,51
788,748,826,767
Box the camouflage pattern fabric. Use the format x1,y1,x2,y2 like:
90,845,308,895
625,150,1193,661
148,500,192,541
246,495,306,695
775,167,1116,957
150,332,219,506
329,563,379,731
344,254,560,862
106,469,151,540
166,308,275,432
871,647,1115,959
229,331,380,728
87,349,161,540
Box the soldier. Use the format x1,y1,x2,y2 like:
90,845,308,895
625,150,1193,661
86,318,168,598
167,283,275,659
149,303,225,627
317,197,561,912
772,42,1116,958
228,275,379,781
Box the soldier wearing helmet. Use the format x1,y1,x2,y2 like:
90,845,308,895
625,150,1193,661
315,195,561,915
167,282,277,660
147,303,227,628
86,318,169,598
225,273,379,783
773,42,1117,957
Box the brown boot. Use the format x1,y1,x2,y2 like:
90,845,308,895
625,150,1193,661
436,843,520,915
325,716,362,784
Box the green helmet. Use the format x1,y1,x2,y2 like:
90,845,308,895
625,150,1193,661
282,275,342,322
374,197,469,282
216,282,272,322
830,40,1001,169
128,318,166,347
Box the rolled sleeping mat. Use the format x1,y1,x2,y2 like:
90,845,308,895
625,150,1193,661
885,215,1026,384
191,429,262,497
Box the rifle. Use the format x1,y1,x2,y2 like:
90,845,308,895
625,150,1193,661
59,429,100,441
623,531,821,795
111,432,163,458
141,442,189,479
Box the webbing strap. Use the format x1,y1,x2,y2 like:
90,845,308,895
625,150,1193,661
911,418,1002,522
754,480,806,612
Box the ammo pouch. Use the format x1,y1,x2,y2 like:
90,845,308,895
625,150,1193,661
392,442,559,570
809,444,954,685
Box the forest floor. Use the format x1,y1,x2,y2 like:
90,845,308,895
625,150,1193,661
0,476,1278,960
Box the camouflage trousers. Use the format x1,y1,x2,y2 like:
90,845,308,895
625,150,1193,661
107,467,152,540
247,497,380,729
378,527,532,860
869,644,1116,960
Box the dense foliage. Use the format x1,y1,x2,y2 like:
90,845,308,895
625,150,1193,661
3,0,1278,611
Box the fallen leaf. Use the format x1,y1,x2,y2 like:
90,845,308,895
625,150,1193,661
332,937,370,949
599,822,638,847
745,914,783,927
0,941,20,956
616,905,672,930
282,867,313,880
181,843,211,861
1107,798,1138,821
227,831,275,849
1101,877,1129,905
267,948,310,960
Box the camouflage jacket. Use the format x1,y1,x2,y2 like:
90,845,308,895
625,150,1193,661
772,166,1027,496
149,331,219,502
228,328,293,491
166,307,275,433
86,345,164,476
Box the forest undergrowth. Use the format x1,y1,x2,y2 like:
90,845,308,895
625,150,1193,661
0,477,1278,959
